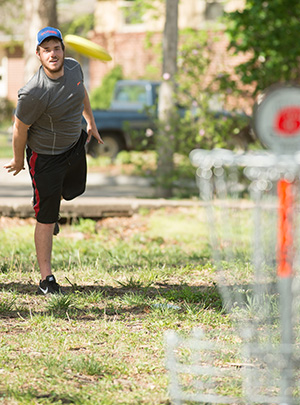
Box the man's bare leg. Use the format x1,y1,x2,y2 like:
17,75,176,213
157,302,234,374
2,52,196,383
35,222,55,280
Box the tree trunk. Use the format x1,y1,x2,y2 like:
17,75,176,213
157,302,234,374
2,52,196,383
156,0,179,198
23,0,58,82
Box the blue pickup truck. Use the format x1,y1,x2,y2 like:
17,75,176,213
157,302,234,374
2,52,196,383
86,80,253,158
87,80,160,158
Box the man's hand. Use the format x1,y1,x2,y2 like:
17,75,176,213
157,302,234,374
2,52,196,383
5,116,29,176
86,123,104,145
82,86,104,146
4,159,25,176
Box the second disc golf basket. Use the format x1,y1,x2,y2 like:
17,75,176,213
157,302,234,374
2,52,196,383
165,85,300,404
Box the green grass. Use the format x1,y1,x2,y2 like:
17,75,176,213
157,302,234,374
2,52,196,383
0,207,284,403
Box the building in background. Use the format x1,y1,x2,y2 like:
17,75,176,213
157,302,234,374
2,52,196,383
0,35,24,103
0,0,245,104
89,0,245,90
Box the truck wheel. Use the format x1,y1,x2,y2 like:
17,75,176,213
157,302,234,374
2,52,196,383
87,133,125,159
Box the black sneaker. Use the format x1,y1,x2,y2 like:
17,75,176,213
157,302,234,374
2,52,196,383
37,275,63,295
53,222,60,236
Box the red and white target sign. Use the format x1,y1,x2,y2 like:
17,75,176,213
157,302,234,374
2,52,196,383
276,106,300,136
253,85,300,153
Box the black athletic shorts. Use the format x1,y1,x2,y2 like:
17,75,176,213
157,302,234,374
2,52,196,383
26,130,88,224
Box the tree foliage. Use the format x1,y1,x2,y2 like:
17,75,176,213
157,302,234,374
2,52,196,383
89,66,124,109
225,0,300,94
0,97,14,123
61,14,94,37
0,0,23,35
174,29,251,154
122,0,164,23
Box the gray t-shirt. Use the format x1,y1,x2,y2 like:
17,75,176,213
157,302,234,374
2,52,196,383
16,58,85,155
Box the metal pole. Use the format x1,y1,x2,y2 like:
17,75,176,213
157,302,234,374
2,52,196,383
277,179,295,405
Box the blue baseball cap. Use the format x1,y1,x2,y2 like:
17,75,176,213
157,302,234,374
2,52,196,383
36,26,63,48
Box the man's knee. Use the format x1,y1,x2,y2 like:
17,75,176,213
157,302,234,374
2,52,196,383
36,221,56,229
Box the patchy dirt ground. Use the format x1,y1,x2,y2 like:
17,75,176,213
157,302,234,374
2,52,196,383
0,206,188,237
0,216,36,229
0,213,147,233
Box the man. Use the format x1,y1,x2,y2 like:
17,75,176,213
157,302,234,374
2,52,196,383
4,27,103,295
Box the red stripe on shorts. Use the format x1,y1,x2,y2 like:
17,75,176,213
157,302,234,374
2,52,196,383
29,151,41,218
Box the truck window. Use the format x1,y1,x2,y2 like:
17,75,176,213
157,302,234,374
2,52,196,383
115,85,147,104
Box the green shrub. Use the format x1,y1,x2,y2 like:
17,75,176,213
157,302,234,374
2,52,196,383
90,65,124,109
0,97,14,123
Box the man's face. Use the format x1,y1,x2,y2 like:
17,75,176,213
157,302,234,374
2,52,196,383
36,38,64,79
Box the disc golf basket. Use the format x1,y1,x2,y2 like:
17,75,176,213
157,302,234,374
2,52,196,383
165,85,300,404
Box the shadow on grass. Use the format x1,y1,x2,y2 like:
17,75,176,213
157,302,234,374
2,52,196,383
1,389,84,404
0,280,224,319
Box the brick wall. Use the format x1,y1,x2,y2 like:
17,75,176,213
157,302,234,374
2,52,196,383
89,31,162,90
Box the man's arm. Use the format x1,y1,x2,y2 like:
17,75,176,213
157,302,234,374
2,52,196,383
82,87,104,145
4,116,29,176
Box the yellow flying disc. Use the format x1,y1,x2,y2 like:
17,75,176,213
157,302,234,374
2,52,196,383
64,34,112,61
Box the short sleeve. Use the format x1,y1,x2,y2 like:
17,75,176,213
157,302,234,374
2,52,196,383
15,91,44,125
